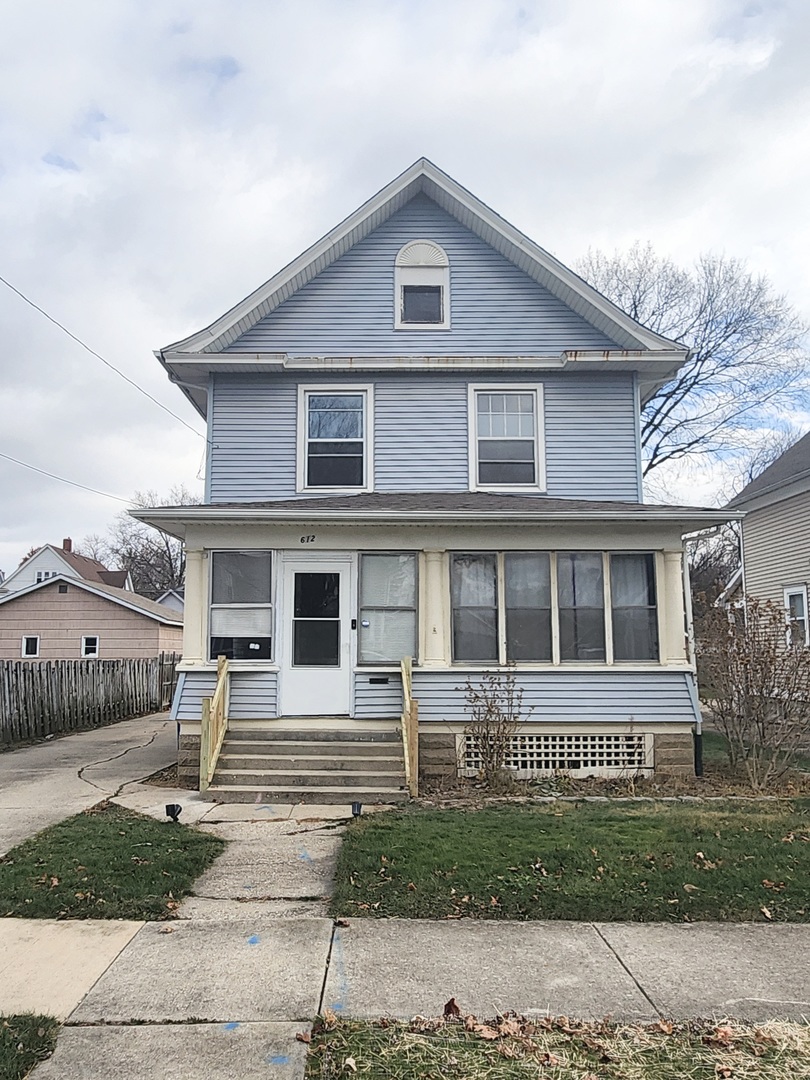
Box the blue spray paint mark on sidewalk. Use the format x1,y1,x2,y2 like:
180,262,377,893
298,848,313,862
328,927,349,1013
222,1022,240,1031
247,933,261,945
268,1055,290,1064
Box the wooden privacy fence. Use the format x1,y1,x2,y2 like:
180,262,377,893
0,652,181,745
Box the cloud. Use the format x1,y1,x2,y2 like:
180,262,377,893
1,0,810,572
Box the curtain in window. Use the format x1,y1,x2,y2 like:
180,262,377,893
359,554,417,663
505,552,551,661
451,554,498,661
557,553,605,661
610,554,658,661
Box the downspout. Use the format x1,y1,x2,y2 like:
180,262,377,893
682,540,703,775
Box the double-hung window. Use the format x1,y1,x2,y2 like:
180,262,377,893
21,635,39,658
210,551,273,661
358,554,418,663
394,241,450,329
611,554,658,661
557,553,606,661
470,387,544,490
82,635,99,658
300,388,370,490
784,585,809,646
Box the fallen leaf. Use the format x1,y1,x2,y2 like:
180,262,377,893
295,1031,311,1044
322,1009,338,1029
344,1056,357,1072
760,906,773,921
656,1019,674,1035
473,1024,500,1040
334,919,350,928
540,1051,561,1065
444,997,461,1018
683,884,699,894
158,926,174,934
49,877,59,888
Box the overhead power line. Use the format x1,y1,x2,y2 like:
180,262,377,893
0,450,131,503
0,274,205,439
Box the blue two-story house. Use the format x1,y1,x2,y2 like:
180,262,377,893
136,159,730,800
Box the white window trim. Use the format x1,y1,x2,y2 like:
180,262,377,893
296,385,374,494
21,635,40,658
394,240,450,330
468,384,546,493
82,635,100,658
783,585,809,646
35,571,57,583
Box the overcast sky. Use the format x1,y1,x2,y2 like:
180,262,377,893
2,0,809,577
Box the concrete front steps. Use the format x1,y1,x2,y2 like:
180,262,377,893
207,726,409,804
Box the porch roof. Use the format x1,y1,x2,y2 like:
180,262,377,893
131,491,739,539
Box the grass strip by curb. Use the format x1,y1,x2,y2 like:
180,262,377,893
306,1013,810,1080
332,801,810,922
0,1014,58,1080
0,803,225,921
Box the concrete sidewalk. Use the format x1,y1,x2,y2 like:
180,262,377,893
0,712,176,854
8,808,809,1078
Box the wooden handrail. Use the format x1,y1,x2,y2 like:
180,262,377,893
200,655,230,792
400,656,419,798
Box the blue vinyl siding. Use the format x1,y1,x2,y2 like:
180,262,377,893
173,670,278,721
225,194,620,356
412,670,699,725
208,371,641,501
353,671,403,718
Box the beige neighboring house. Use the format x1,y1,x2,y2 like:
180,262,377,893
0,537,132,596
0,575,183,660
727,430,810,642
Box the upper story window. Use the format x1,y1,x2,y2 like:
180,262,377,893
298,387,372,491
469,386,545,491
36,571,57,583
784,585,809,646
394,241,450,330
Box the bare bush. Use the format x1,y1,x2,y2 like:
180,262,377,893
697,598,810,790
459,669,533,789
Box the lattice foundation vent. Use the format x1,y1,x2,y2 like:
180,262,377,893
460,731,653,778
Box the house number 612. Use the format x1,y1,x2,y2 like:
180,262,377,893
300,535,316,544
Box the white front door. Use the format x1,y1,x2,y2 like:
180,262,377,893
280,559,353,716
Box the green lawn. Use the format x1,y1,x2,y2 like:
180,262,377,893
0,1015,58,1080
0,803,225,920
331,802,810,922
306,1015,810,1080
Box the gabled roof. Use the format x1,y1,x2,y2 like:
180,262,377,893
0,543,130,594
0,575,183,626
728,430,810,509
159,158,688,415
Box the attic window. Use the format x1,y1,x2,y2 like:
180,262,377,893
395,241,449,329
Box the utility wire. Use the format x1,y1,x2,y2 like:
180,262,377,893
0,450,131,503
0,274,205,439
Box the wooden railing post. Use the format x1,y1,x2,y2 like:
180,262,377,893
199,655,230,793
400,656,419,798
200,696,212,792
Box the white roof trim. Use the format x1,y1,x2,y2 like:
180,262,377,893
161,158,685,359
0,575,184,626
0,544,80,592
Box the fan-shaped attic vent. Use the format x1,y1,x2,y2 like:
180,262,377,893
395,240,449,267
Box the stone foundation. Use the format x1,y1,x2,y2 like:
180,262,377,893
418,731,458,781
178,731,201,789
653,732,695,776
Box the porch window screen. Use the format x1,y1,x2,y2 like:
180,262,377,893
210,551,273,660
358,554,417,663
611,554,658,661
452,554,498,661
505,552,552,661
306,393,365,487
557,552,606,661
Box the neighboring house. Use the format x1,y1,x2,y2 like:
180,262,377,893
0,538,132,596
133,158,733,795
0,575,183,660
156,587,185,614
727,430,810,641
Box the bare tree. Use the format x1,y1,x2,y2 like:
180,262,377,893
697,597,810,790
578,244,808,476
79,485,198,600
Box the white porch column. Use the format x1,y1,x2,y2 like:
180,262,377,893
422,550,448,666
182,548,206,665
661,549,688,664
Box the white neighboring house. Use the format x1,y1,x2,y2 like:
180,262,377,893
0,538,132,596
156,588,185,614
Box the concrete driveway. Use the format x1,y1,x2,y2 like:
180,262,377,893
0,712,176,854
